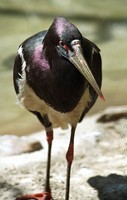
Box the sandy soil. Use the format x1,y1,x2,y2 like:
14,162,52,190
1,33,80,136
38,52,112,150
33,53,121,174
0,106,127,200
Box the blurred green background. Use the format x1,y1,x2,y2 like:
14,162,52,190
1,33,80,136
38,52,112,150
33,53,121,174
0,0,127,135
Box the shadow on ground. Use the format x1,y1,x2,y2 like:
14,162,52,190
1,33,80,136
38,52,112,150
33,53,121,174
88,174,127,200
0,180,23,199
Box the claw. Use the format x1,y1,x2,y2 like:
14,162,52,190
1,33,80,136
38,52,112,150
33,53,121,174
15,192,53,200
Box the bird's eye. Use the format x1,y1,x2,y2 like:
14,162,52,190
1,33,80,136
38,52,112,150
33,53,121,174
59,40,65,47
59,40,69,52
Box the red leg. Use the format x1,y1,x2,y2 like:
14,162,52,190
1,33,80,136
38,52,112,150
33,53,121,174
16,123,53,200
65,126,76,200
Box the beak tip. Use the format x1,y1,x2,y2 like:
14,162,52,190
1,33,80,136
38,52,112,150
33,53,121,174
100,94,105,101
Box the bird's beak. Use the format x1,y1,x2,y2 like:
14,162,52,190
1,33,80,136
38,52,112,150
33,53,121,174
69,42,104,100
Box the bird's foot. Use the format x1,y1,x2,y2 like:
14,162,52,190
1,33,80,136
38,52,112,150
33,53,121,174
15,192,53,200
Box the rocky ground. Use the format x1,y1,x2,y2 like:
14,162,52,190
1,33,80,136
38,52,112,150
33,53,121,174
0,106,127,200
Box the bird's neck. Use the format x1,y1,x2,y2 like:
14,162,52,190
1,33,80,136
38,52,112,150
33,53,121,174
43,46,85,88
29,46,86,113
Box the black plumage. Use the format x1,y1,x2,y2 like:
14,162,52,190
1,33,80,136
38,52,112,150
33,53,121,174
13,17,104,200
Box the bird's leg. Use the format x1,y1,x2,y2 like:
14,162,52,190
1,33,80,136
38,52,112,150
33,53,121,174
65,126,76,200
15,114,53,200
41,114,54,198
44,124,53,194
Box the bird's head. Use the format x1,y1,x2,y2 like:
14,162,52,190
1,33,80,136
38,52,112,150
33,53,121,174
44,17,104,100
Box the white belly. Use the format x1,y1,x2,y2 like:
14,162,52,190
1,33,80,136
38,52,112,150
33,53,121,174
17,80,91,129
